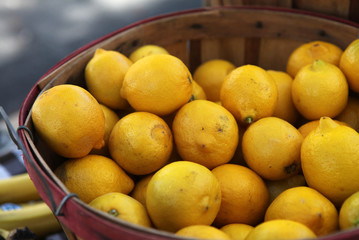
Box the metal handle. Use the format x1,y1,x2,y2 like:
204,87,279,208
0,106,57,211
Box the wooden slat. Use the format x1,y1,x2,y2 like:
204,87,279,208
294,0,351,19
199,37,245,66
258,38,304,71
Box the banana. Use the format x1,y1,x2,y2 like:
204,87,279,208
0,173,41,204
0,228,9,239
0,201,62,237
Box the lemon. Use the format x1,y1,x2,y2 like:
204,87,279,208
301,117,359,206
54,154,134,203
212,164,269,226
193,59,235,101
129,44,169,62
172,100,239,169
146,161,221,232
175,225,230,239
31,84,105,158
242,117,303,180
220,64,278,125
292,59,348,120
245,219,317,240
339,39,359,92
287,40,343,77
339,191,359,230
90,104,120,156
267,70,298,124
89,192,151,227
109,112,173,175
120,54,193,116
85,48,132,109
220,223,254,240
265,186,338,236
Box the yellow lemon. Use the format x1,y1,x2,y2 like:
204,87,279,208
89,192,151,227
191,80,207,100
265,174,307,204
267,70,298,124
130,174,153,208
31,84,105,158
245,219,317,240
175,225,230,239
298,119,350,139
220,64,278,125
265,186,338,236
301,117,359,206
211,164,269,227
90,104,120,156
242,117,303,180
109,112,173,175
193,59,236,101
54,154,134,203
85,48,132,109
129,44,169,62
172,100,239,169
339,39,359,92
220,223,254,240
287,40,343,77
336,96,359,132
146,161,221,232
120,54,192,116
292,59,348,120
339,191,359,230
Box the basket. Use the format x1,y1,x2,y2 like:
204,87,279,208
17,6,359,240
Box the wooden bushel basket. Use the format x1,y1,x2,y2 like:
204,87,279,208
18,6,359,240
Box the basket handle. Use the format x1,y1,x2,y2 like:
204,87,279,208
0,106,57,211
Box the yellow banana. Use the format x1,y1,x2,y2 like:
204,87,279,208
0,173,41,204
0,228,9,239
0,201,62,237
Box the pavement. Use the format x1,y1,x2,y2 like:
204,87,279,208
0,1,202,238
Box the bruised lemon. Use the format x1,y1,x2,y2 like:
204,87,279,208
120,54,192,116
172,100,239,169
220,65,278,125
242,117,303,180
31,84,105,158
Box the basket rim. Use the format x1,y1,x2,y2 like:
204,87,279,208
18,5,359,126
17,5,359,240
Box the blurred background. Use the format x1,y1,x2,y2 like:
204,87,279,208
0,0,202,118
